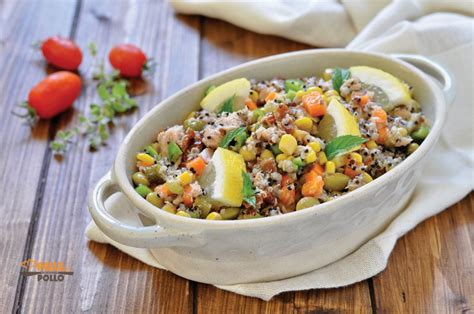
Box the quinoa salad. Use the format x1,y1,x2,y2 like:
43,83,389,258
131,66,430,220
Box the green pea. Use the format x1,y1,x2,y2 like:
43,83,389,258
146,192,164,207
132,172,149,186
165,180,183,195
323,173,350,192
252,109,265,122
195,196,212,218
296,197,320,211
219,207,241,220
286,90,297,101
407,143,419,155
411,125,429,142
135,184,152,198
185,119,205,131
292,157,305,168
284,79,304,93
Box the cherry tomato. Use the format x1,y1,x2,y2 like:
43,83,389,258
41,36,83,70
108,44,147,78
28,71,82,119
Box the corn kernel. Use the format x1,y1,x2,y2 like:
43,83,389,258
279,134,297,155
295,117,313,132
136,153,155,166
176,211,191,218
325,161,336,174
295,90,306,99
260,149,274,160
249,90,259,103
179,171,194,186
362,172,373,183
162,203,177,214
318,151,327,165
239,147,256,161
398,127,408,137
305,149,317,163
306,86,323,94
350,153,363,164
308,141,321,153
206,212,222,220
292,129,307,142
366,140,377,149
276,154,287,162
322,69,333,81
333,154,348,168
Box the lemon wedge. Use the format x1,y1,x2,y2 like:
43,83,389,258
200,78,250,113
349,66,412,110
318,98,360,141
198,147,246,207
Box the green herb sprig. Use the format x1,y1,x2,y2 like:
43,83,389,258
219,127,246,148
242,171,256,207
219,95,235,113
324,135,368,160
50,43,138,155
332,67,350,93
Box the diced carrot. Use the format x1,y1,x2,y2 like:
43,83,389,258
186,157,206,176
245,99,257,111
137,161,152,168
309,163,325,176
265,91,277,102
360,94,369,106
182,185,193,207
279,175,296,208
372,107,387,123
301,175,324,197
156,184,171,198
376,126,388,144
344,166,357,178
302,92,326,117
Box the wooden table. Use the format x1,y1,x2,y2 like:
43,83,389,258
1,1,472,312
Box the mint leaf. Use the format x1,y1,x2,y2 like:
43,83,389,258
219,127,246,148
167,141,182,163
324,135,367,160
241,171,256,207
219,95,234,113
332,67,350,93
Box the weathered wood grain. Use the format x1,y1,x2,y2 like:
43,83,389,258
19,0,200,312
0,0,77,311
196,17,373,313
372,193,473,313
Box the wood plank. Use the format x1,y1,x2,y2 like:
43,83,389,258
0,0,77,311
19,1,200,312
196,18,373,313
372,192,473,313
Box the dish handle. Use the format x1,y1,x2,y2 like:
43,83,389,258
392,54,455,105
88,171,202,248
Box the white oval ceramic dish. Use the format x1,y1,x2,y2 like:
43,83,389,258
88,49,454,285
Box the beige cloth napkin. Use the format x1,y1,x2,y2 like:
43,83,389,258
86,0,474,300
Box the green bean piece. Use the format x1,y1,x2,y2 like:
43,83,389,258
219,207,241,220
162,203,177,214
145,145,160,159
292,157,305,168
252,109,265,122
132,172,150,186
142,164,161,183
284,79,304,93
286,90,297,101
296,197,320,211
270,144,282,156
146,192,164,207
195,196,212,218
411,125,429,142
165,180,184,195
135,184,152,198
189,120,205,131
323,173,350,192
